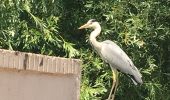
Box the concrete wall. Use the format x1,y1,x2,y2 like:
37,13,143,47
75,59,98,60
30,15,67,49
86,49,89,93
0,49,81,100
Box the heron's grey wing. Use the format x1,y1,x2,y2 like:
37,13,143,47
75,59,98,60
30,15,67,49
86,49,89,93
100,40,142,84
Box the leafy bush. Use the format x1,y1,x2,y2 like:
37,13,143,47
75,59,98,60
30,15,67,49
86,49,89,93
0,0,169,100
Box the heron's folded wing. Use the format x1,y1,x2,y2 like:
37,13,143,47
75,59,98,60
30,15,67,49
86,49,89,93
101,40,141,78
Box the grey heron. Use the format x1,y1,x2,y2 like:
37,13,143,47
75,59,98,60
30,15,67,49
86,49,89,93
79,19,143,100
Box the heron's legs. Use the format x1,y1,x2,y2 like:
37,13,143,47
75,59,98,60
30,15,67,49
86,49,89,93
111,71,119,100
107,69,118,100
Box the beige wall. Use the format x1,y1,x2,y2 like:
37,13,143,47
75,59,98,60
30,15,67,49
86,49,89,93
0,49,81,100
0,70,78,100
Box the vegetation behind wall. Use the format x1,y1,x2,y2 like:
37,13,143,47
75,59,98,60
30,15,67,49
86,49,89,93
0,0,169,99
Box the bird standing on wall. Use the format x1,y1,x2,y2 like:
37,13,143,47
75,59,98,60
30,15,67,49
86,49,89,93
78,19,143,100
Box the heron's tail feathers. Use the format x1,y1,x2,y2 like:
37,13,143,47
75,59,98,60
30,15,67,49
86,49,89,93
130,77,138,85
130,69,143,85
130,75,143,85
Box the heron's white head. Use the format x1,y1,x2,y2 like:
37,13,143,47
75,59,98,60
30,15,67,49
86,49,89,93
78,19,100,29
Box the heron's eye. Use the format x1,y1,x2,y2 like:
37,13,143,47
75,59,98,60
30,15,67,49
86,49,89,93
91,19,96,22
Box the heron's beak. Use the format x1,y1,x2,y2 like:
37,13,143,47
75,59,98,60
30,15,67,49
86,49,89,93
78,23,89,29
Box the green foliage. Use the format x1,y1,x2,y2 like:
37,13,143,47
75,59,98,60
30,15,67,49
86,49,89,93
79,1,170,99
0,0,170,100
0,0,79,57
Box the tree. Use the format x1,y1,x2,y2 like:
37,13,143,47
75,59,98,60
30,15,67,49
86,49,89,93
0,0,169,99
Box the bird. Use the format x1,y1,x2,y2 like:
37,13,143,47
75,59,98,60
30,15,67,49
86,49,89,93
78,19,143,100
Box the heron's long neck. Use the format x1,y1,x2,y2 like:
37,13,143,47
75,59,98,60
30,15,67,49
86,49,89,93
90,25,101,50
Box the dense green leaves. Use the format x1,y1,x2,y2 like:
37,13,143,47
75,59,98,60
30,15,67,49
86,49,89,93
0,0,170,100
0,0,79,57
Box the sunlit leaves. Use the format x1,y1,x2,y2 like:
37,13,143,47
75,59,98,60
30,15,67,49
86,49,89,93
0,0,170,100
0,0,79,58
80,0,170,100
142,56,158,75
63,41,79,58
